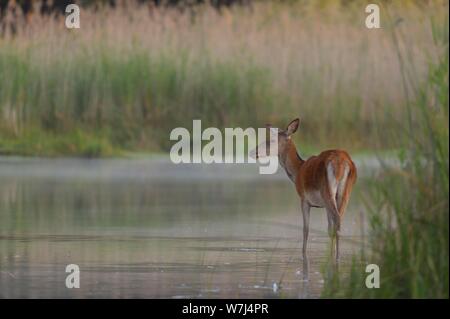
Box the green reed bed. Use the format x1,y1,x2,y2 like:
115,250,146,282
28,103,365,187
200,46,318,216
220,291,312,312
0,1,445,156
323,7,449,298
0,47,278,155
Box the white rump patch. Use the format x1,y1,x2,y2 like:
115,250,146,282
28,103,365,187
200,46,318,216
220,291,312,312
327,163,339,198
327,162,350,207
336,164,350,207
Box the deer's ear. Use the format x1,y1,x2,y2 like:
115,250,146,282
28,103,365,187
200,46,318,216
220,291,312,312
286,118,300,136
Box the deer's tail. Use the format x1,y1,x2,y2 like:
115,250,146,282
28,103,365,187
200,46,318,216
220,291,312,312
326,159,357,230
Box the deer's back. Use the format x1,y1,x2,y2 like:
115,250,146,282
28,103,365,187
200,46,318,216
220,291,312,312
295,149,356,199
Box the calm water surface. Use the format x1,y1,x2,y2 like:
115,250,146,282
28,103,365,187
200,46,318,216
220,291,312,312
0,156,378,298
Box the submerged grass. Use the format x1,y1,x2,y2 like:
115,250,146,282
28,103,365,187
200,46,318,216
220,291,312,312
323,6,449,298
0,1,446,156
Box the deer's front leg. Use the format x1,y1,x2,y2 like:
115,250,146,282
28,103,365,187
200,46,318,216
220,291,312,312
301,200,311,258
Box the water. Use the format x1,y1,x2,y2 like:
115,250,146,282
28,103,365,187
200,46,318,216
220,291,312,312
0,156,377,298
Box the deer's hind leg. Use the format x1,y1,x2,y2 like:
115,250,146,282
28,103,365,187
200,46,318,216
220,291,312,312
326,206,340,261
301,200,311,258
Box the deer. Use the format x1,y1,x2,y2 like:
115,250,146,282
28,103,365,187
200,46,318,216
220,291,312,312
250,118,357,261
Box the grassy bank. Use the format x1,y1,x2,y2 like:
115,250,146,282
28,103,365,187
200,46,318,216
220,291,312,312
323,6,449,298
0,1,446,156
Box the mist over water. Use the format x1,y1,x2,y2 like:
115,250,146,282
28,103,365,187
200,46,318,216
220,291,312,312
0,156,377,298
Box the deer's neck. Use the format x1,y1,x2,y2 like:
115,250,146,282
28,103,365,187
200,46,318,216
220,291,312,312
279,140,304,183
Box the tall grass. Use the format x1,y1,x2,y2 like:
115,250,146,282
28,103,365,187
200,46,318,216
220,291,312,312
323,5,449,298
0,1,446,155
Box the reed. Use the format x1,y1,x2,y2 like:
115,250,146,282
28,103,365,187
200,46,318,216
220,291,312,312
0,1,446,155
323,4,449,298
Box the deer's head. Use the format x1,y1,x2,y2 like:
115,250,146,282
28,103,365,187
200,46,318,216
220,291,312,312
250,118,300,160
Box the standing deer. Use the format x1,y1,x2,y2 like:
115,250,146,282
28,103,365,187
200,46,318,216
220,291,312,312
250,118,357,260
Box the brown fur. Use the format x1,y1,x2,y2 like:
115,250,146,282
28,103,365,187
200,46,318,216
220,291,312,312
282,138,357,242
283,140,357,214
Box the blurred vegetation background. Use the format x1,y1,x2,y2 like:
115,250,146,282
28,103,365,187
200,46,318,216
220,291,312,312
0,0,446,156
